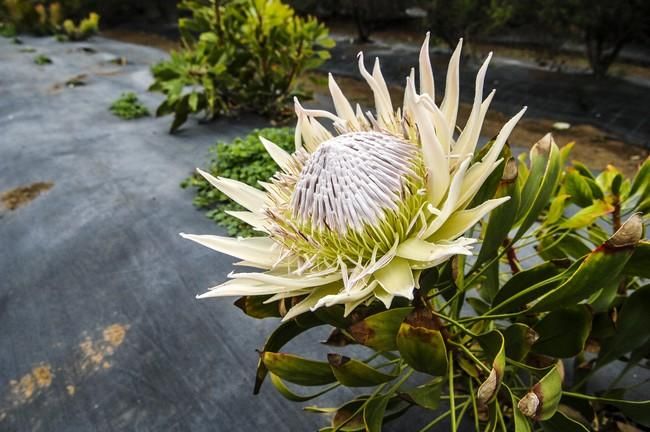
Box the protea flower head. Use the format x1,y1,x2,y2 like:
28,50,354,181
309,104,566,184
181,34,526,320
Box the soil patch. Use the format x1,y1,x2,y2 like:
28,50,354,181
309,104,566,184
1,182,53,211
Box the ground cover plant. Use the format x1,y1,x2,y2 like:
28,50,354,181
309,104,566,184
149,0,334,133
182,127,294,237
109,92,150,120
180,35,650,431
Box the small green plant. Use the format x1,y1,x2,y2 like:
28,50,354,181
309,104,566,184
0,22,16,37
181,127,294,236
34,53,51,64
149,0,334,133
109,92,150,120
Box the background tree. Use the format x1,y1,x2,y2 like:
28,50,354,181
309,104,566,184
419,0,513,51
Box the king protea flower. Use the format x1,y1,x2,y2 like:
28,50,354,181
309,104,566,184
181,34,526,320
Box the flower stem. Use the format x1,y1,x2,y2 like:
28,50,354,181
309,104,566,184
449,351,457,432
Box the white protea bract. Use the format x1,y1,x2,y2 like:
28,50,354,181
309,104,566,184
182,34,526,320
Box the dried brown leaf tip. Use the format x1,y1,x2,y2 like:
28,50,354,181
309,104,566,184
531,133,555,158
607,213,644,248
501,158,519,183
477,368,498,404
518,391,540,418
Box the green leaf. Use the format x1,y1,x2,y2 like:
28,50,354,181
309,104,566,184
529,214,643,313
541,410,589,431
597,284,650,367
514,135,562,241
327,354,397,387
234,295,280,318
363,394,391,432
347,307,413,351
545,193,570,225
564,170,595,207
396,311,447,376
475,158,520,270
559,200,614,229
269,373,338,402
262,352,336,386
623,240,650,278
532,306,592,358
403,378,443,410
562,392,650,426
504,323,537,361
254,312,324,393
518,365,562,421
491,261,565,313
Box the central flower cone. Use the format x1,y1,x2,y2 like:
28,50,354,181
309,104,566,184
181,33,527,319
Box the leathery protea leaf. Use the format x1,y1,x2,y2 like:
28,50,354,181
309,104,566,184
504,323,539,362
529,214,644,313
402,378,443,410
624,240,650,278
562,392,650,426
513,134,562,241
476,330,506,404
596,284,650,368
475,158,520,271
327,354,397,387
347,307,413,351
396,309,447,376
254,313,325,393
234,295,281,319
531,305,592,358
262,352,336,386
518,365,562,421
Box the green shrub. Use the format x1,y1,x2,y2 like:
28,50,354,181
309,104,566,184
1,0,98,39
149,0,334,133
181,127,294,236
109,92,150,120
61,11,99,41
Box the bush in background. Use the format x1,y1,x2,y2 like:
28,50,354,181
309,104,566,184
0,0,99,39
149,0,334,133
181,127,294,236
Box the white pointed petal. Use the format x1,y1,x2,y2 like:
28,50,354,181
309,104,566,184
457,107,527,208
265,290,310,303
374,257,415,299
196,168,267,213
180,234,279,268
328,73,360,129
408,238,476,269
454,53,492,158
372,57,395,122
430,197,511,241
420,95,453,155
397,237,475,261
441,38,463,131
282,283,342,321
357,52,393,126
407,78,449,207
224,210,267,232
229,270,342,288
374,286,394,309
312,280,377,312
259,136,292,173
197,279,290,298
423,157,471,238
419,31,435,100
